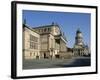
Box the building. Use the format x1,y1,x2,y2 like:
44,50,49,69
23,24,40,59
73,29,90,56
23,22,68,60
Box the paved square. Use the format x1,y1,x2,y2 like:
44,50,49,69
23,57,90,69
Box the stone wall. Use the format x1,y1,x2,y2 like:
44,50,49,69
23,27,40,59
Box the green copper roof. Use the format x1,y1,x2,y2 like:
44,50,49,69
77,28,81,33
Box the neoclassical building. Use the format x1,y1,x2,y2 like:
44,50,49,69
23,24,40,59
73,29,90,56
23,22,67,60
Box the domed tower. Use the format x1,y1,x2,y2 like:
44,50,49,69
75,28,84,46
73,28,90,56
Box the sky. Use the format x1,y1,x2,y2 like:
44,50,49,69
23,10,91,48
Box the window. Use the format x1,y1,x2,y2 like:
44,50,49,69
33,53,35,56
44,28,47,32
30,52,32,56
48,28,51,32
30,42,33,49
48,28,50,31
30,34,38,42
34,43,38,49
30,34,38,49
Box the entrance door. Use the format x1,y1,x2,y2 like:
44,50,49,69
55,55,60,58
78,50,80,56
44,53,46,58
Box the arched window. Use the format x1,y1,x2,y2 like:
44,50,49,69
48,28,50,32
44,28,47,32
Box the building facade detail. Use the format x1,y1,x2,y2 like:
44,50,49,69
73,29,90,56
23,23,68,60
23,25,40,59
23,22,90,60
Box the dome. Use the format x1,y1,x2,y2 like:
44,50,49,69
77,28,81,33
77,33,82,37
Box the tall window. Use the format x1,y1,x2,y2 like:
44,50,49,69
30,34,38,49
48,28,51,32
44,28,47,32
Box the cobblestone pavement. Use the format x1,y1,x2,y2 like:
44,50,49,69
23,56,90,69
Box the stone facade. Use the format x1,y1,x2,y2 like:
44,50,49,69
23,25,40,59
23,23,68,59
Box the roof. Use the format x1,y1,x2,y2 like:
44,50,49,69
23,23,67,41
32,24,59,29
23,24,40,34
